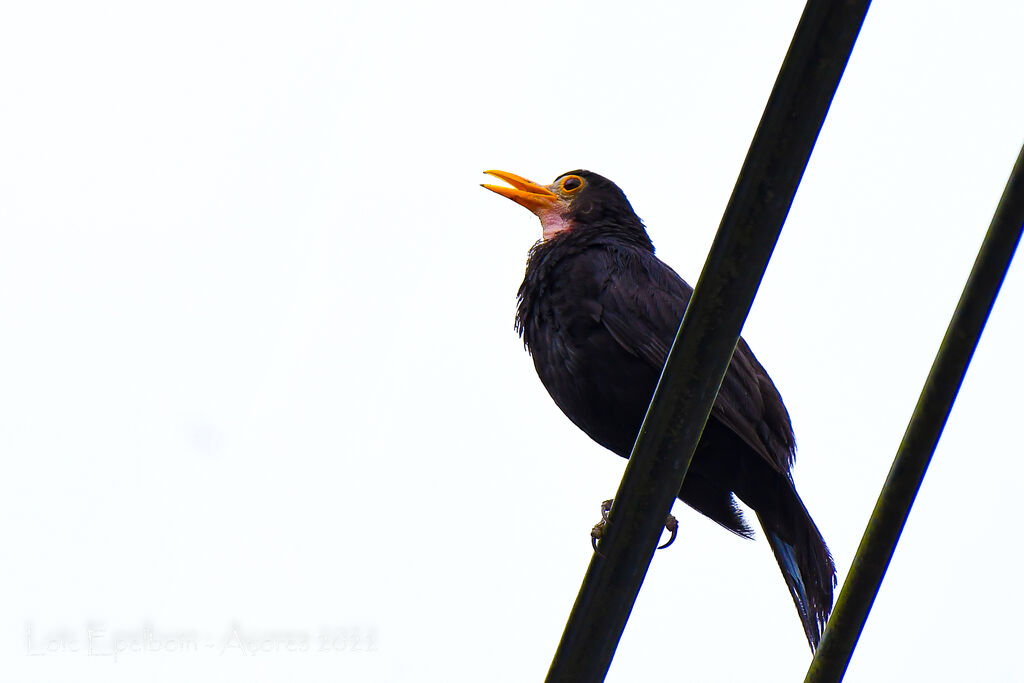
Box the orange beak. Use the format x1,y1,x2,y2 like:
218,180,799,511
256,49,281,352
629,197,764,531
481,170,562,214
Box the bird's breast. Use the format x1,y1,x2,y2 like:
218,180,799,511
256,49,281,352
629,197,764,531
521,285,661,459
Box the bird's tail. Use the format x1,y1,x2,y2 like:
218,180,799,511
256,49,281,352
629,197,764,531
756,492,836,652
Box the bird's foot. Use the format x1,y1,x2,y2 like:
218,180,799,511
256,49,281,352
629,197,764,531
590,499,678,552
659,514,678,549
591,500,613,553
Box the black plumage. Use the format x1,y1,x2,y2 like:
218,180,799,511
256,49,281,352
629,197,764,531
484,169,836,651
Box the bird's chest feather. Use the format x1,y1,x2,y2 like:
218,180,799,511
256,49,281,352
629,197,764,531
520,252,615,376
517,246,663,455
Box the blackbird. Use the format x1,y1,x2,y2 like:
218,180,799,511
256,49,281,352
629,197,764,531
483,169,836,651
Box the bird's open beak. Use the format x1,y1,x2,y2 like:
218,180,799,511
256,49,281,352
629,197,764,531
482,170,561,214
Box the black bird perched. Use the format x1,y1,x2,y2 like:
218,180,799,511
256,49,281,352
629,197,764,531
482,169,836,651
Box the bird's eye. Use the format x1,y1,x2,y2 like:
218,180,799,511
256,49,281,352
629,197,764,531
561,176,583,193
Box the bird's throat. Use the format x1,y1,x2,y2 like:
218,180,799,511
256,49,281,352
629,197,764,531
538,210,573,241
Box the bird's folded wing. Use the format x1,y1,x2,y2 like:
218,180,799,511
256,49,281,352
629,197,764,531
597,263,795,476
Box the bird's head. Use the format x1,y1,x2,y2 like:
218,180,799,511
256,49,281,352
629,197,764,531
482,169,646,242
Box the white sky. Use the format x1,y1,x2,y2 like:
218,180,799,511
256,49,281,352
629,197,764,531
2,1,1023,681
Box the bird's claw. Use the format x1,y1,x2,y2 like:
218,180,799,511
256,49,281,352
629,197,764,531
591,520,605,554
590,500,678,552
658,514,679,549
591,500,613,554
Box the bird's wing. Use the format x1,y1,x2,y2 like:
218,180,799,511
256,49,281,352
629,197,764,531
714,338,796,474
597,251,795,475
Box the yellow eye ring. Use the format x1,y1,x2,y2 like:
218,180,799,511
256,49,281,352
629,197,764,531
560,175,584,193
